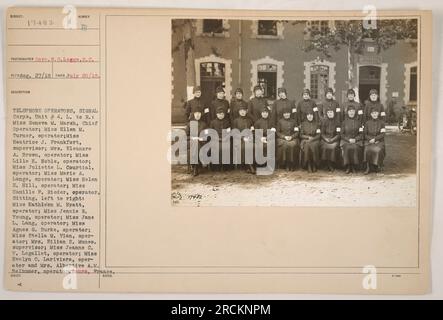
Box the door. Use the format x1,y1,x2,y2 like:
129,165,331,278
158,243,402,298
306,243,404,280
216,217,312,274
257,63,277,100
199,62,225,108
358,65,381,104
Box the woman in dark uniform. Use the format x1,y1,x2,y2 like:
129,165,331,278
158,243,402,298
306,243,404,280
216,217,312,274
297,88,319,124
364,89,386,122
342,88,364,126
209,106,231,171
273,87,297,127
319,88,341,123
248,85,267,122
363,106,386,174
340,105,364,174
320,106,341,172
232,104,255,174
276,106,299,171
184,86,205,121
300,111,321,173
185,104,208,176
254,105,275,169
210,86,230,123
230,88,248,122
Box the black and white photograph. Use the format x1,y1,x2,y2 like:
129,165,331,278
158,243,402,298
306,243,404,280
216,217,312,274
170,17,419,207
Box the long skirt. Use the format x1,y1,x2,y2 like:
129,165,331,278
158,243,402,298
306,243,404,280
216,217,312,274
232,138,254,165
301,139,320,166
277,138,299,164
364,143,385,166
341,142,362,166
187,139,205,165
320,141,339,162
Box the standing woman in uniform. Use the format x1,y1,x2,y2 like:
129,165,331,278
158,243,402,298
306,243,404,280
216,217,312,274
364,89,386,122
209,106,231,171
232,104,255,174
320,106,341,172
273,87,297,127
254,105,276,169
300,111,321,173
276,106,300,171
184,86,205,121
342,89,364,126
185,104,208,176
230,88,248,122
340,104,364,174
363,106,386,174
319,88,341,123
210,86,230,124
248,85,267,122
297,88,319,124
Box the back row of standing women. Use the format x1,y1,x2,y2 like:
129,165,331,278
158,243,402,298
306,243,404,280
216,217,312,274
184,84,386,176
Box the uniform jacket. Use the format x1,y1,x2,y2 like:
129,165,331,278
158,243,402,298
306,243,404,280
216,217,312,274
319,99,341,122
340,117,363,146
364,118,386,145
210,98,230,122
297,99,319,123
320,117,341,143
248,96,267,122
230,98,249,122
277,118,299,140
273,98,297,125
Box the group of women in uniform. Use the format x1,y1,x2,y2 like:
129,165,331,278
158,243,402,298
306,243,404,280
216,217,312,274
184,84,386,176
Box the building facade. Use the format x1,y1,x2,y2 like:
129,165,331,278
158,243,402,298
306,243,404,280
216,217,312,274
171,19,418,124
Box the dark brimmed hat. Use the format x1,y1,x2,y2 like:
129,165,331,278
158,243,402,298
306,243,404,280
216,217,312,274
191,104,203,114
234,87,243,95
369,105,380,114
369,89,378,95
253,85,263,92
193,86,201,93
215,86,225,94
326,87,334,95
239,104,248,111
347,88,355,96
302,88,311,96
216,106,225,114
278,87,287,94
346,104,356,111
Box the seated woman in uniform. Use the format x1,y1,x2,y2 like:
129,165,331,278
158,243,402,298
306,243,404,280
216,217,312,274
254,105,275,169
300,111,321,173
276,106,300,171
209,106,231,171
363,106,386,174
340,105,364,174
232,104,255,174
320,107,341,172
185,104,208,176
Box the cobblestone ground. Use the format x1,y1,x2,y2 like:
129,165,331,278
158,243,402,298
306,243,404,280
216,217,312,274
171,130,417,207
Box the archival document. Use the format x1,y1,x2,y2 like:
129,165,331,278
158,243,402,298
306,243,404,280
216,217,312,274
4,7,432,293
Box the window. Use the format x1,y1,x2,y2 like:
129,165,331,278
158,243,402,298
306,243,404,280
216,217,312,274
409,66,417,102
310,21,330,36
310,65,329,99
202,19,223,34
258,20,278,36
251,21,284,39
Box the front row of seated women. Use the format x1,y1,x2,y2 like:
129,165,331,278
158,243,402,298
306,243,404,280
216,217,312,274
185,102,386,176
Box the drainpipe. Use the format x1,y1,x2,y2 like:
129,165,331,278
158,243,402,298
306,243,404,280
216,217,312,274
238,20,242,87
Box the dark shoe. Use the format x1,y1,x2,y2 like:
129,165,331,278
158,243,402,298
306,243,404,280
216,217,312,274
312,163,317,172
364,163,370,175
192,165,199,176
307,162,313,173
345,165,351,174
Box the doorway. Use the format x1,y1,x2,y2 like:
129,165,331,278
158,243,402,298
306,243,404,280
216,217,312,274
358,65,381,104
257,63,277,100
199,61,225,107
